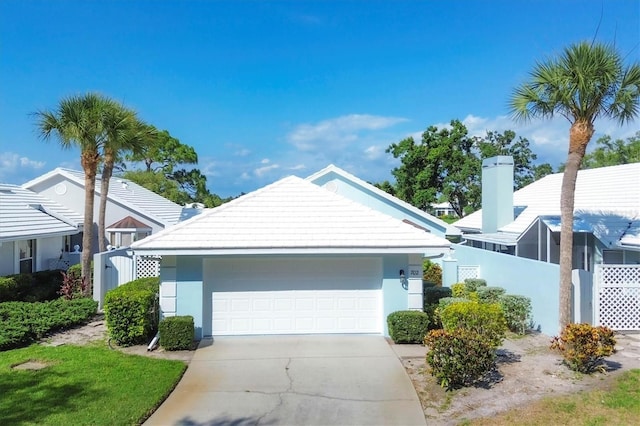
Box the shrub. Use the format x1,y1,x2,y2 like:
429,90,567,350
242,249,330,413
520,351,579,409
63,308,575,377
0,270,65,303
499,294,532,334
423,286,452,308
550,323,616,373
58,271,88,300
0,298,97,350
423,260,442,286
477,286,506,304
437,296,467,311
451,282,467,298
159,315,194,350
67,263,82,279
439,300,507,349
104,277,160,347
424,329,496,390
387,310,430,344
464,278,487,292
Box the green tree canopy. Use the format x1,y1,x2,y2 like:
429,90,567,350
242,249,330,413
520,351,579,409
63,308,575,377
384,120,547,217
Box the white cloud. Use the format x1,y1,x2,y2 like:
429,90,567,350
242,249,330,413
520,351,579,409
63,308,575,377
0,152,46,182
289,164,306,171
254,164,279,177
287,114,408,151
235,148,251,157
260,158,271,164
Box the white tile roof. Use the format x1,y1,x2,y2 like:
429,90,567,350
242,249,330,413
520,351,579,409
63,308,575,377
131,175,451,255
0,184,82,242
23,168,185,226
454,163,640,248
306,164,462,238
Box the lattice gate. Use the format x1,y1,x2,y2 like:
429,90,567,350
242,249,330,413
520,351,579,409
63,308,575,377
595,264,640,331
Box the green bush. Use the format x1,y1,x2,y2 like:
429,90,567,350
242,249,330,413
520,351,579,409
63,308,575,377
439,300,507,349
550,323,616,373
451,282,467,298
104,277,160,347
499,294,532,334
0,298,97,351
423,286,452,308
477,286,506,304
464,278,487,292
159,315,194,351
0,270,65,303
387,310,430,344
424,328,496,390
67,263,82,278
437,296,467,311
422,260,442,286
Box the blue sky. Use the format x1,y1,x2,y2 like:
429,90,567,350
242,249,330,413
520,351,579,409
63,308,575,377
1,1,638,197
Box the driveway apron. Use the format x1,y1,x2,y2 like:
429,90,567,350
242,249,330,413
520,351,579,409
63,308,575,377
144,335,426,425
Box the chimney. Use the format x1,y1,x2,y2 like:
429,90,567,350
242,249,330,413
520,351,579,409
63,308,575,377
482,156,514,233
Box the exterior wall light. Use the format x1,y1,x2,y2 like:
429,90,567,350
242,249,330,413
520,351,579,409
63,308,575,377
399,269,408,290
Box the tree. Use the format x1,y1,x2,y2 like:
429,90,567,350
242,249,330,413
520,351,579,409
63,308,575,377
126,126,197,173
385,120,543,217
98,103,155,252
582,132,640,169
510,41,640,329
35,93,111,286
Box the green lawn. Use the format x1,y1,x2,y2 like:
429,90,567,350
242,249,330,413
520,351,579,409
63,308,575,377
0,344,186,425
471,369,640,425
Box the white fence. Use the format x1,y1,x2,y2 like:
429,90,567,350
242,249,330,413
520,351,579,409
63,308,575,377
93,248,160,308
595,264,640,331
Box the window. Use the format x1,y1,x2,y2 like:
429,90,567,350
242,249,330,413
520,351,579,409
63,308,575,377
18,239,36,273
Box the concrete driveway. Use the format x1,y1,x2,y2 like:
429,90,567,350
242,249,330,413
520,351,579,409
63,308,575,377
145,335,426,426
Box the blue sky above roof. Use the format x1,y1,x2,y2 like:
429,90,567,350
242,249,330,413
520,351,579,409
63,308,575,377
0,1,638,197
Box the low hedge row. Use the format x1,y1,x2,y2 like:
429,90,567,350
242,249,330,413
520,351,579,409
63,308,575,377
387,310,430,344
104,277,160,347
0,270,65,303
159,315,194,351
0,298,98,351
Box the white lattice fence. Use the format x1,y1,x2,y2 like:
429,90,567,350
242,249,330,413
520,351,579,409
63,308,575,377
595,264,640,331
136,256,161,278
458,265,480,281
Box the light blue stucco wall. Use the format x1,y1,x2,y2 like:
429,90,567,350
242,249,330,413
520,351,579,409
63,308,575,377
310,173,451,238
174,256,204,339
449,245,560,335
382,254,414,334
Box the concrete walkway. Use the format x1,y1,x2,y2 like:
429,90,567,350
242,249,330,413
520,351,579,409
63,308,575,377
145,335,426,426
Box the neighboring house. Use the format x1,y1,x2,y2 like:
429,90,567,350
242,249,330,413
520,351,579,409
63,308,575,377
22,168,195,254
0,183,83,276
131,174,451,338
430,202,458,218
453,158,640,270
306,164,462,242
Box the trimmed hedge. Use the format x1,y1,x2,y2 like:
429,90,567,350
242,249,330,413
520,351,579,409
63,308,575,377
439,300,507,349
499,294,532,334
159,315,194,351
0,298,98,351
387,310,430,344
477,286,506,304
0,270,65,303
423,286,452,308
104,277,160,347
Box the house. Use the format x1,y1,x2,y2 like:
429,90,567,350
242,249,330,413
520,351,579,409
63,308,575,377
130,174,451,338
306,164,462,241
22,168,195,254
430,202,458,218
0,183,83,275
453,158,640,270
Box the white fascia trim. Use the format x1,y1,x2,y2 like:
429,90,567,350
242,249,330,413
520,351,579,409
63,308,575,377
0,229,79,243
131,245,451,257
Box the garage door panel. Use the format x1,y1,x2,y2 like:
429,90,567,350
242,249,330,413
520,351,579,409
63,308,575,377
212,290,382,335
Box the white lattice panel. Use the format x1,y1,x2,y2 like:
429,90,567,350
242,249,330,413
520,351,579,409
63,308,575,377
458,265,480,281
596,265,640,331
136,256,161,278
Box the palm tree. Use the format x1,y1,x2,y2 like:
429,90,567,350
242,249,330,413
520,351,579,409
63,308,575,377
97,102,153,252
510,42,640,329
35,93,112,287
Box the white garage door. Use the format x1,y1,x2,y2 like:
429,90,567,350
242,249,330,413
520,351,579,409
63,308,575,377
205,257,383,335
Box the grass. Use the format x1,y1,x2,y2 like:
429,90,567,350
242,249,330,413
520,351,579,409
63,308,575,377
469,369,640,425
0,343,186,425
